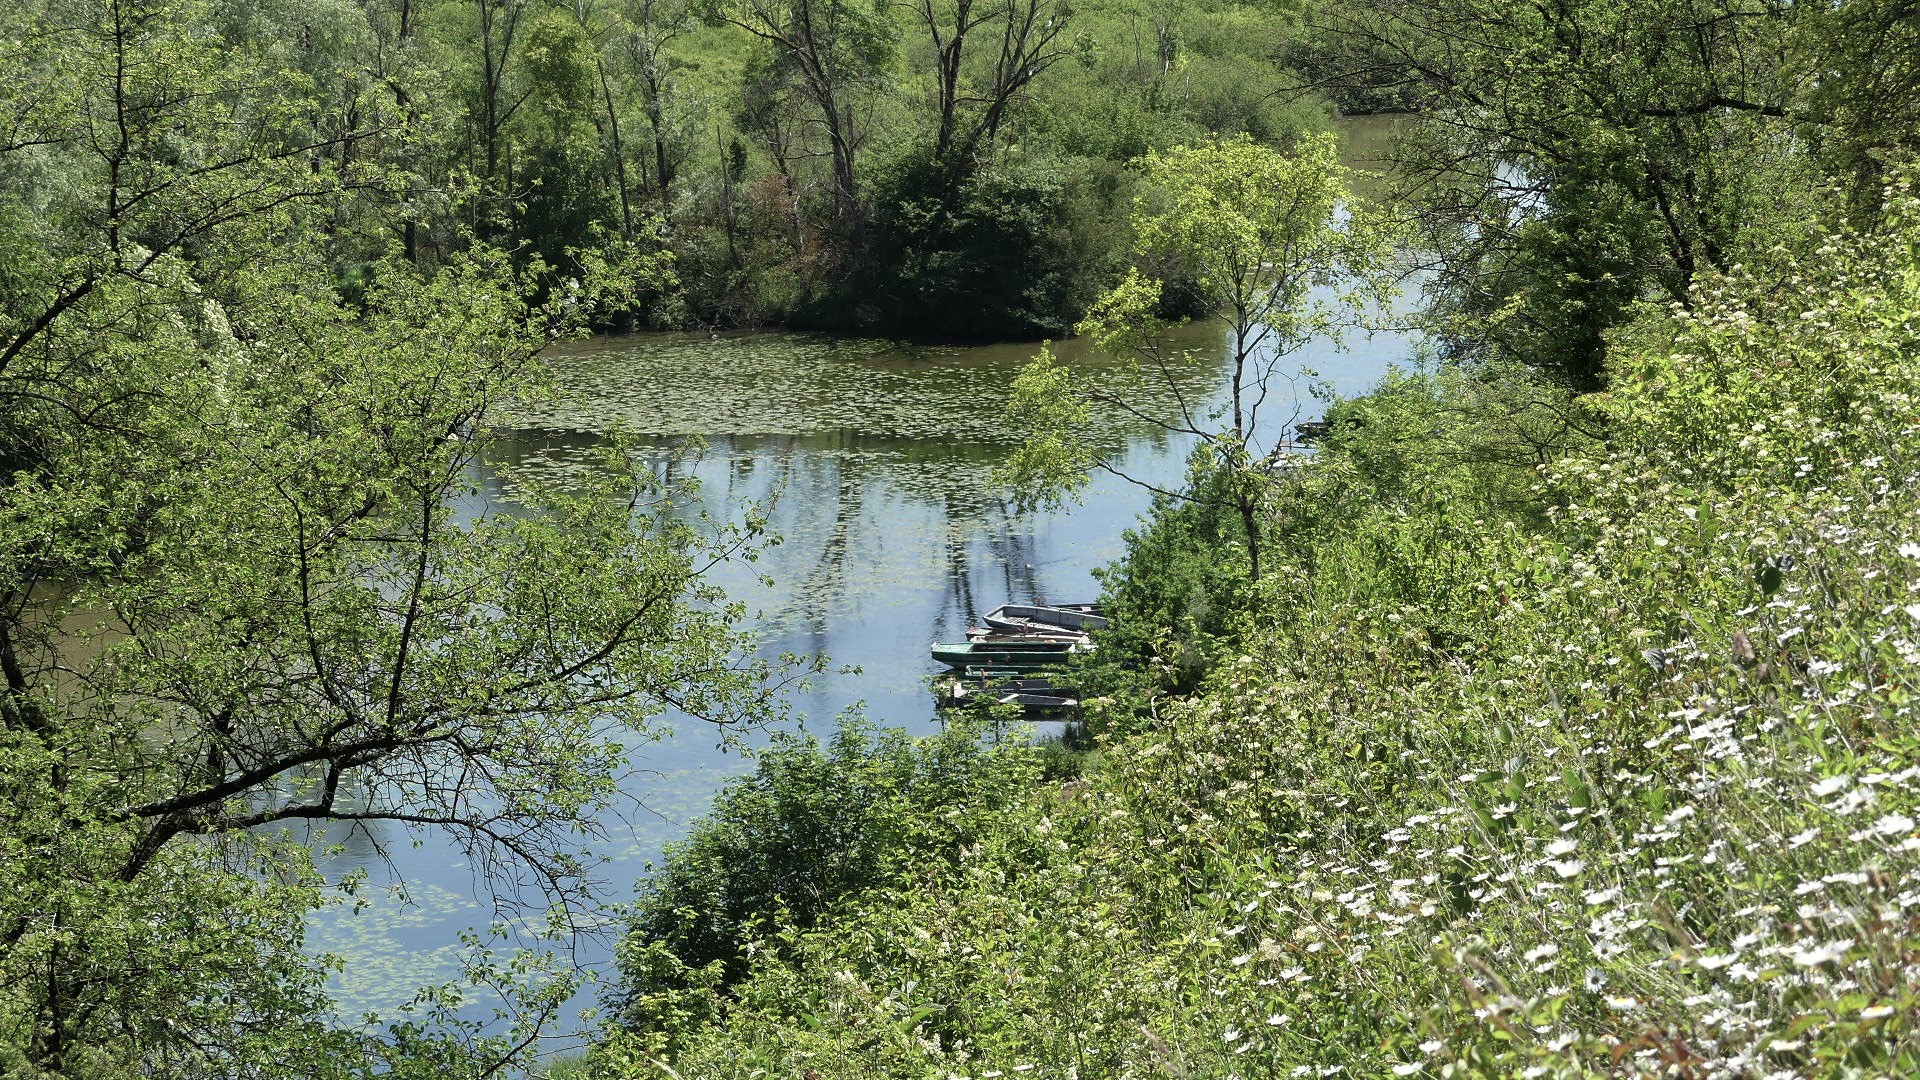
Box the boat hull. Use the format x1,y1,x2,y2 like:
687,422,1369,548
931,641,1076,669
940,680,1079,714
980,603,1109,634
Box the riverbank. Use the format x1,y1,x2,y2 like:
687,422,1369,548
305,311,1417,1023
589,187,1920,1077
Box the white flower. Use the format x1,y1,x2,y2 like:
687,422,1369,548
1550,859,1586,879
1546,838,1579,856
1861,1005,1894,1020
1789,939,1852,967
1390,1066,1422,1078
1524,943,1560,962
1830,787,1877,815
1223,1026,1242,1043
1697,953,1737,970
1874,813,1916,837
1811,775,1852,797
1418,1039,1444,1055
1787,828,1819,848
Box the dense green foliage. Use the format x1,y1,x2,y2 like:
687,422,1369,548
1307,0,1919,389
607,721,1039,1057
1001,133,1393,583
0,1,797,1073
851,156,1122,339
9,0,1920,1072
1077,453,1257,706
592,187,1920,1074
1,0,1325,340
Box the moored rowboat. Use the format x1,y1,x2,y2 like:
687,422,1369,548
980,603,1109,634
948,685,1079,713
960,666,1068,684
931,639,1082,669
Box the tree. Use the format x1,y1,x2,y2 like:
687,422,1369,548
553,0,696,237
471,0,533,189
1795,0,1920,215
604,0,697,226
705,0,894,240
0,0,791,1072
1001,133,1390,584
607,719,1038,1059
914,0,1075,173
516,9,623,268
1305,0,1811,389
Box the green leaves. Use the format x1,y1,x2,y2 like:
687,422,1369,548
598,173,1920,1080
1134,133,1343,323
608,717,1043,1054
0,6,748,1066
1002,132,1394,583
1316,0,1819,388
994,344,1099,511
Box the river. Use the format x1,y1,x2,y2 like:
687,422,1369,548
304,115,1420,1036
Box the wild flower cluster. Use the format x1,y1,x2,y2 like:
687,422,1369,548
590,186,1920,1077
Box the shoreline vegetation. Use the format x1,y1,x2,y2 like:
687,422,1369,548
5,0,1920,1075
600,191,1920,1076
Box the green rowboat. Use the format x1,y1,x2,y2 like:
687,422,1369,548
930,639,1080,669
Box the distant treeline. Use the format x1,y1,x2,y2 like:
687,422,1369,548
10,1,1910,374
137,0,1333,340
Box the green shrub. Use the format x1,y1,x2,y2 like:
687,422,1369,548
605,719,1041,1051
833,154,1128,339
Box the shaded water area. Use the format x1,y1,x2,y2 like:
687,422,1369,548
305,116,1419,1033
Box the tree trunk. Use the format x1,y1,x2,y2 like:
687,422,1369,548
595,57,636,238
644,64,675,222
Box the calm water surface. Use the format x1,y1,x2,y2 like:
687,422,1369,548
307,116,1421,1032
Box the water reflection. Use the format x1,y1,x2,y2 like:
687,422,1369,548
476,328,1229,726
307,327,1240,1023
309,137,1425,1022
